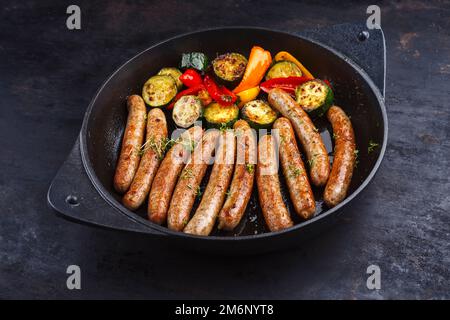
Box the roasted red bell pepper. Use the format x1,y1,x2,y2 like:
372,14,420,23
203,75,237,106
167,84,205,109
259,76,312,94
179,68,203,88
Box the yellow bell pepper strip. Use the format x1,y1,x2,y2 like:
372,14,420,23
236,86,260,107
233,46,272,93
274,51,314,79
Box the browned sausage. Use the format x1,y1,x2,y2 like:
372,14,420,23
122,108,167,210
113,95,147,194
256,134,293,232
218,120,257,231
268,88,330,187
184,130,236,236
148,126,203,225
324,105,356,207
167,129,220,231
273,117,316,219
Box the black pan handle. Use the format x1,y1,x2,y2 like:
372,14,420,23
47,136,166,235
298,22,386,98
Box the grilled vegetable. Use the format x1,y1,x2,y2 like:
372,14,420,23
157,67,183,90
203,75,237,106
212,53,248,83
233,46,272,93
236,86,260,107
142,75,178,107
265,61,302,80
274,51,314,79
241,99,278,129
179,68,203,88
260,76,311,94
167,84,204,110
295,79,334,117
197,89,212,106
172,95,202,128
204,102,239,128
180,52,209,72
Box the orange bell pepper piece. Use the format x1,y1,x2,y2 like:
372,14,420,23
233,46,272,93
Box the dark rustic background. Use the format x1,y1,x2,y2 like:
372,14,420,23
0,0,449,299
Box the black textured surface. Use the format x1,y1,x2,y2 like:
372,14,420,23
1,0,449,299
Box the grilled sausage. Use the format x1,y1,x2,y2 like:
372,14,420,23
268,88,330,187
273,117,316,219
113,95,147,194
148,126,203,225
184,130,236,236
256,135,293,232
167,129,220,231
122,108,167,210
324,106,356,207
218,120,257,231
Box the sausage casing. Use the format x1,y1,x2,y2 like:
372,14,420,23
167,130,220,231
113,95,147,194
184,130,236,236
268,88,330,187
122,108,167,210
324,106,356,207
218,120,257,231
273,117,316,219
256,134,293,232
148,126,203,225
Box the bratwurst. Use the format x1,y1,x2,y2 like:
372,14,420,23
218,120,257,231
167,129,220,231
273,117,315,219
122,108,167,210
324,105,356,207
268,88,330,187
148,126,203,225
256,134,293,232
113,95,147,194
184,130,236,236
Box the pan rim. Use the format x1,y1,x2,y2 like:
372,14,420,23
79,26,388,241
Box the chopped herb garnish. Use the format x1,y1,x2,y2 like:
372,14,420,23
288,165,302,178
308,154,318,168
245,163,255,174
140,136,166,160
195,186,202,199
368,140,379,154
354,149,359,168
163,137,178,151
180,168,194,180
219,123,229,132
333,132,340,140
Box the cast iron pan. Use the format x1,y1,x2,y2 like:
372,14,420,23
47,22,387,254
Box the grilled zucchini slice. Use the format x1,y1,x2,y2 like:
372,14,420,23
204,102,239,128
295,79,334,117
212,53,248,83
172,95,202,128
157,67,183,90
241,99,278,129
265,60,302,80
142,75,178,107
